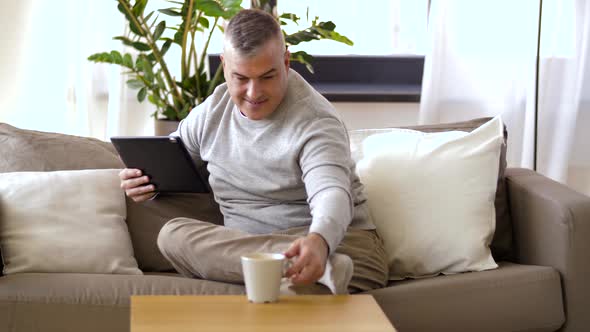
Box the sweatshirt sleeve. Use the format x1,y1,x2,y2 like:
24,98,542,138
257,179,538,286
308,188,352,255
170,98,209,165
299,116,354,254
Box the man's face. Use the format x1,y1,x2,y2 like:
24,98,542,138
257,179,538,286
221,38,290,120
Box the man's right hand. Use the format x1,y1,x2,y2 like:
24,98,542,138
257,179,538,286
119,168,157,202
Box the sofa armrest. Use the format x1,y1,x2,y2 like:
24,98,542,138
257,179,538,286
505,168,590,332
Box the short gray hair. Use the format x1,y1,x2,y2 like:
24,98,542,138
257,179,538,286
224,9,285,56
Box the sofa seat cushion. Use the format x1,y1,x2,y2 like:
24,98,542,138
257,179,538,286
367,262,564,332
0,273,245,307
0,273,244,332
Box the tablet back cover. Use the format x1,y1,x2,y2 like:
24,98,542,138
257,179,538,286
111,136,210,193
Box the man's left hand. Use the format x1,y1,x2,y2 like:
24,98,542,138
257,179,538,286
284,233,329,285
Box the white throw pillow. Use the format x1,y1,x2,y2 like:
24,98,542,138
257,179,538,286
0,169,142,275
356,117,503,280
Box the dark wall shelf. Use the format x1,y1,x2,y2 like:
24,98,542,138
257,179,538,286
209,55,424,102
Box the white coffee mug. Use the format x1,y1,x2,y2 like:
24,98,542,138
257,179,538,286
241,253,288,303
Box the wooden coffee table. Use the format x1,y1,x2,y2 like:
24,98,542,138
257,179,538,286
131,295,396,332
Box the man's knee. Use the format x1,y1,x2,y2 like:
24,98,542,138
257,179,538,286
157,217,190,255
157,217,218,255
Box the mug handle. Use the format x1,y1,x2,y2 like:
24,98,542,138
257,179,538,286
282,256,295,277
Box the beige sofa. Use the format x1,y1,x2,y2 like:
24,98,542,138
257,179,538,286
0,119,588,332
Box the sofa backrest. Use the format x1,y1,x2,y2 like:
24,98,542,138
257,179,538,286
0,123,225,273
0,123,125,276
0,118,513,276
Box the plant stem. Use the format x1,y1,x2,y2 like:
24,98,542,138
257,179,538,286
181,0,195,81
189,31,202,103
198,17,220,104
199,17,219,76
192,12,203,102
207,61,224,97
187,32,194,71
118,0,182,117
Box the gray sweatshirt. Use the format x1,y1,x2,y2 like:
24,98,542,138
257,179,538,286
172,69,374,253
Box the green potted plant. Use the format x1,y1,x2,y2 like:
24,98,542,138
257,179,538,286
88,0,352,134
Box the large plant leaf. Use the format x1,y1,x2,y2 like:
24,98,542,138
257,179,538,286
314,28,353,46
179,102,191,119
132,41,152,51
196,0,225,18
127,79,144,89
173,29,184,45
140,57,155,82
110,50,124,64
160,39,173,56
290,50,314,73
198,16,210,29
280,13,300,24
285,30,319,46
315,21,353,45
181,76,192,89
137,87,147,102
144,11,155,24
117,3,145,37
132,0,148,17
285,21,353,47
221,0,242,9
159,8,181,16
318,20,336,31
135,56,155,83
220,0,243,18
153,21,166,40
113,36,135,47
163,105,177,120
148,94,162,107
123,53,134,68
88,52,113,63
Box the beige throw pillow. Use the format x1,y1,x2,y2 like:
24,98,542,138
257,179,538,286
356,117,503,280
349,117,513,262
0,169,142,275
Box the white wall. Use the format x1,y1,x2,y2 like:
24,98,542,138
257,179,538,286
0,0,33,119
333,102,419,129
566,101,590,196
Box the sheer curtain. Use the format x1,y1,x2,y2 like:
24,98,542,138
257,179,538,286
420,0,590,195
0,0,153,140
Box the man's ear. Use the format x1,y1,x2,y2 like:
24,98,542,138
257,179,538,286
220,54,225,69
284,49,290,70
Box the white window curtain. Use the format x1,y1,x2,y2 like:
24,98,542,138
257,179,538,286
0,0,154,140
420,0,590,194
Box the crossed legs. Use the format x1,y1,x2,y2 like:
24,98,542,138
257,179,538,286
157,217,388,294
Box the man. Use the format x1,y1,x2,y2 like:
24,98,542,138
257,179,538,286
119,9,387,294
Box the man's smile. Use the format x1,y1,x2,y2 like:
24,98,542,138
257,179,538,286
245,99,268,106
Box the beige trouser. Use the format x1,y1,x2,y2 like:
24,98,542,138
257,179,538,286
157,218,388,293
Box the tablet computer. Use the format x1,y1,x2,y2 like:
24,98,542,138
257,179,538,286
110,136,210,193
